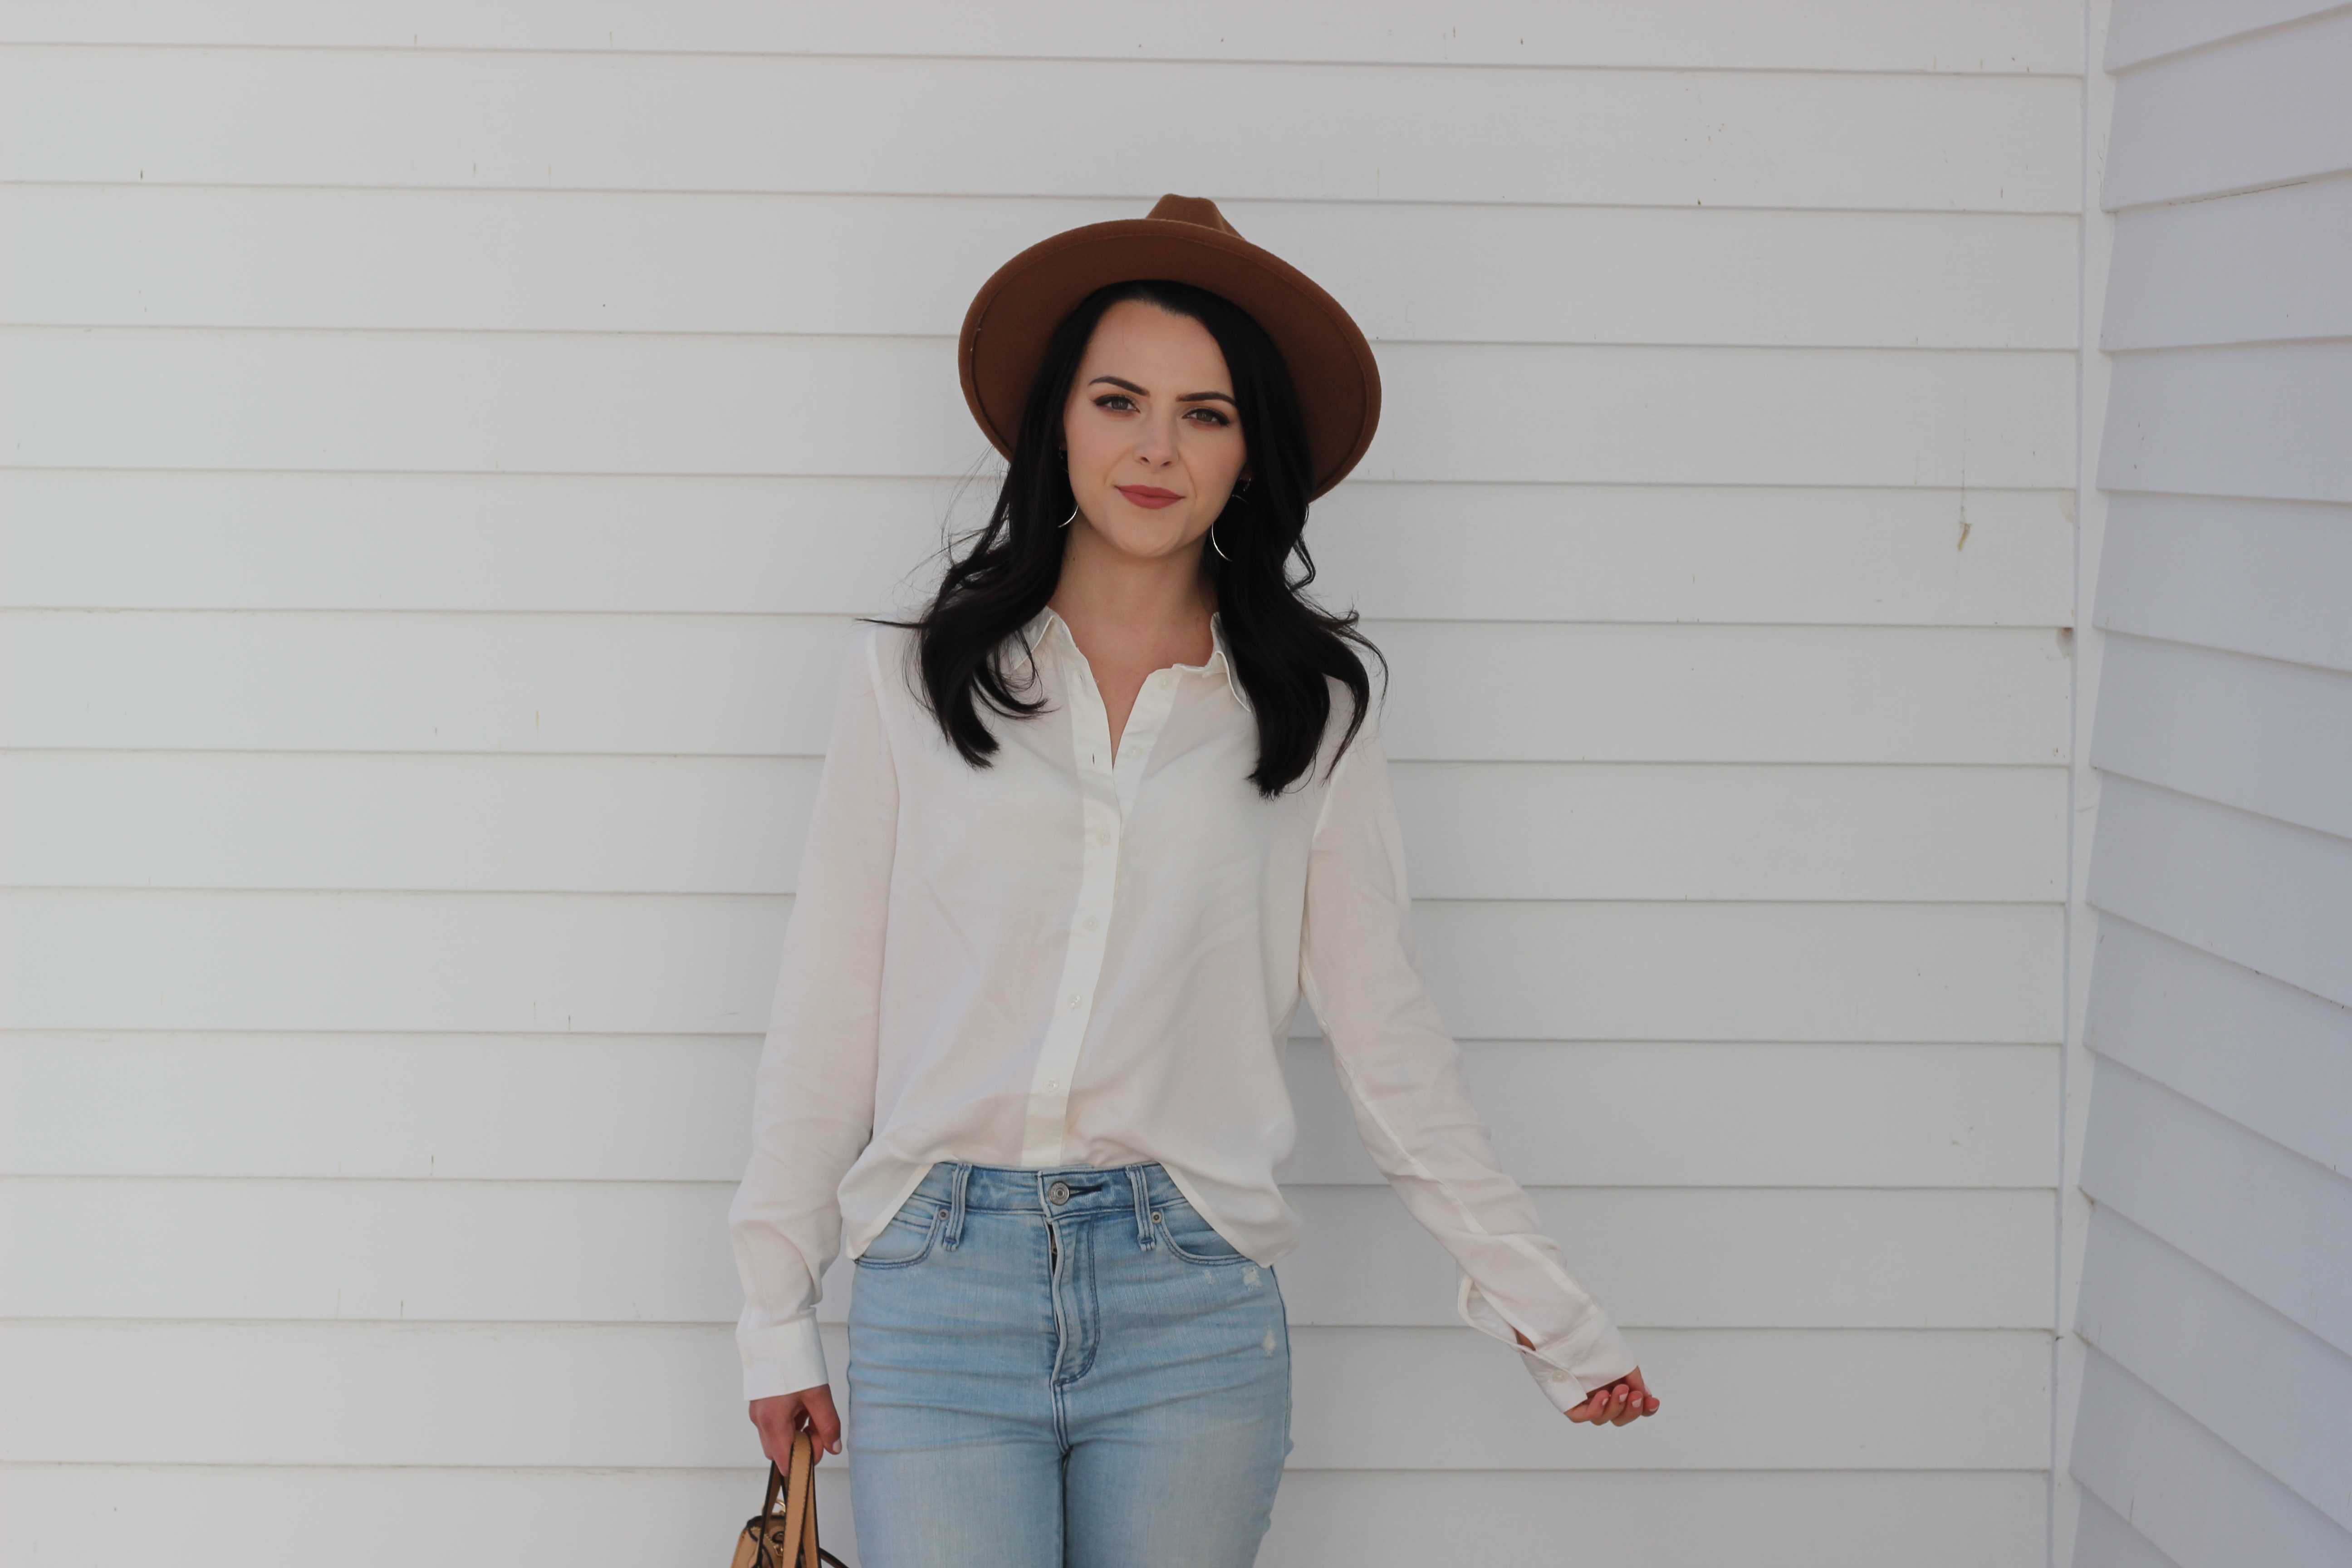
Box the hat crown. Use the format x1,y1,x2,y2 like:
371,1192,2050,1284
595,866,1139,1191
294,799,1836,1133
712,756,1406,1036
1145,193,1243,240
958,192,1378,496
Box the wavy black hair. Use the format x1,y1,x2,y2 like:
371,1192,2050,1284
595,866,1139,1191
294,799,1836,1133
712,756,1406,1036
896,279,1379,797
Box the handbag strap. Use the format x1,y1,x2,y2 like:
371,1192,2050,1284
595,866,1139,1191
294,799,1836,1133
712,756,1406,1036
753,1455,785,1549
750,1428,846,1568
777,1430,813,1567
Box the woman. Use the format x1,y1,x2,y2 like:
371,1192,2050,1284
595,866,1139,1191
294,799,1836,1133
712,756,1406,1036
729,195,1659,1567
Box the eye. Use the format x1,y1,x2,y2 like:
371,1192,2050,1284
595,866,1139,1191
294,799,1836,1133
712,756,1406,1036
1093,393,1137,412
1186,407,1233,427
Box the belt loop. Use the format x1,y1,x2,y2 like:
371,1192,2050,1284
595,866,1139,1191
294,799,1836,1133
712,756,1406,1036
945,1161,972,1250
1129,1165,1156,1251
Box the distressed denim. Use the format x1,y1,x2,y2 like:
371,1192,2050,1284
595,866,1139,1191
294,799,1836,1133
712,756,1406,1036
846,1159,1293,1567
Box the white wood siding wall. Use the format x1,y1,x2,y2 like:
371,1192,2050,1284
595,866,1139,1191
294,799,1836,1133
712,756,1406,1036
0,5,2089,1564
2066,3,2352,1565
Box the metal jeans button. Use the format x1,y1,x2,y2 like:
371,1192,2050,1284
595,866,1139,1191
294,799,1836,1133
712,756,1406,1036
1047,1180,1072,1205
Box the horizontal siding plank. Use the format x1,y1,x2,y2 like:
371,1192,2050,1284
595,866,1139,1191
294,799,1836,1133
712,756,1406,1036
1376,621,2074,764
1389,762,2066,902
2077,1209,2352,1532
0,1178,2053,1331
0,1462,2055,1568
5,327,2079,488
0,471,952,616
0,1319,2054,1470
1313,484,2077,629
0,751,827,896
0,1463,843,1568
2095,496,2352,676
0,1035,2060,1186
2103,8,2352,208
2087,776,2352,1008
0,891,2065,1040
0,609,868,758
1300,1042,2059,1187
2106,0,2348,69
2072,1348,2352,1568
1298,1327,2048,1471
2081,1060,2352,1355
0,1463,2054,1568
1,613,2077,764
4,751,2068,903
0,48,2084,212
1261,1470,2051,1568
2092,633,2352,840
2099,341,2352,504
0,470,2080,627
0,0,2087,72
2086,917,2352,1178
2102,177,2352,351
0,185,2084,350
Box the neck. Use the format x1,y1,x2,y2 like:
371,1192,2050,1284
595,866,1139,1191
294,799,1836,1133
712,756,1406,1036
1048,524,1217,664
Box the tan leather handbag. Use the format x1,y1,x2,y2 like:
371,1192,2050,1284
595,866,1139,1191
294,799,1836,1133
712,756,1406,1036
730,1431,848,1568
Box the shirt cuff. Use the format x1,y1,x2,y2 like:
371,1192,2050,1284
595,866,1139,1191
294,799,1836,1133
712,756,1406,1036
740,1315,831,1403
1518,1321,1639,1414
1459,1275,1637,1412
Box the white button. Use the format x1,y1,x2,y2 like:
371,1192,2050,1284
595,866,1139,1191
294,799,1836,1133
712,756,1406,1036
1066,993,1083,1009
1082,915,1099,931
1045,1078,1060,1091
1547,1371,1568,1383
1095,831,1112,847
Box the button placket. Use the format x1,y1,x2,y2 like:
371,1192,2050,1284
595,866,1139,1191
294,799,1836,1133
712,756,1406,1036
1017,635,1124,1166
1014,633,1195,1166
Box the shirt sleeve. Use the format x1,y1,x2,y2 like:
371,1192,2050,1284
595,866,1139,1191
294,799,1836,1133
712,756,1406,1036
1298,713,1638,1412
725,625,899,1401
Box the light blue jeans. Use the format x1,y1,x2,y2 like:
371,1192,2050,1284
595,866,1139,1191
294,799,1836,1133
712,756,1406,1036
846,1159,1293,1567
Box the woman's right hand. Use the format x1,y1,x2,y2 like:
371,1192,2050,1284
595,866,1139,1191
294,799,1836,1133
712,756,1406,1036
749,1385,843,1467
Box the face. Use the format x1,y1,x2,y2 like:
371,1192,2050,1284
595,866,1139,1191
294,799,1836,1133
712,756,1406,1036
1060,298,1249,563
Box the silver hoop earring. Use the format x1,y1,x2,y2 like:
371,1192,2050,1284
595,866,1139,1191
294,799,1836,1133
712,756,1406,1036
1058,504,1077,529
1209,521,1231,562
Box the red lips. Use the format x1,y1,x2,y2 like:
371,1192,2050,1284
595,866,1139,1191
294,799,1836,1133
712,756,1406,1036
1115,485,1183,510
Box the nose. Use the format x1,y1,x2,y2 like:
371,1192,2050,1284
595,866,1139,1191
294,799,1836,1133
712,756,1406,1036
1132,406,1181,467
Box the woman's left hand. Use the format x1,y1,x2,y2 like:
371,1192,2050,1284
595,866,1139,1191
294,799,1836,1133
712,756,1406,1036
1514,1329,1661,1427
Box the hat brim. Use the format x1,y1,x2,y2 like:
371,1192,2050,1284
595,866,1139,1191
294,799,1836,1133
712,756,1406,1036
958,219,1381,500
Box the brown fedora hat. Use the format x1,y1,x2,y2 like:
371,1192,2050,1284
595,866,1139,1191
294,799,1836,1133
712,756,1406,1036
958,195,1381,499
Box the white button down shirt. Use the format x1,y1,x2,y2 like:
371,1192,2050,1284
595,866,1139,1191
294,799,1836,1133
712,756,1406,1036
729,608,1636,1411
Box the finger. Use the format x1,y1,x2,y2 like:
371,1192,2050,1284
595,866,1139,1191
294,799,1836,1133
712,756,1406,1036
1566,1395,1592,1423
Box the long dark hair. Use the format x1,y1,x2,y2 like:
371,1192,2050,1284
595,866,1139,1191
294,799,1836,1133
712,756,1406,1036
897,279,1379,797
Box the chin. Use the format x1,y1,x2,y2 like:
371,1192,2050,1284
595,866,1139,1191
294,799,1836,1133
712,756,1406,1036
1094,510,1206,560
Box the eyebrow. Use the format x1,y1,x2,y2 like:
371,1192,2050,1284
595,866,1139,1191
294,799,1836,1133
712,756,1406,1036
1089,375,1236,406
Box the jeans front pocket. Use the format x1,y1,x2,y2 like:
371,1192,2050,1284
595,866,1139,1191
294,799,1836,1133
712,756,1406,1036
1152,1198,1250,1266
855,1200,944,1269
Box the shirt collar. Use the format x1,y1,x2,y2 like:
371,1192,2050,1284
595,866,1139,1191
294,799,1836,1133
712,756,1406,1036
1204,612,1253,713
1019,606,1253,714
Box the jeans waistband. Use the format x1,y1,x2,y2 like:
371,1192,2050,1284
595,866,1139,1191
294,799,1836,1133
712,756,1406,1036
902,1159,1188,1254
